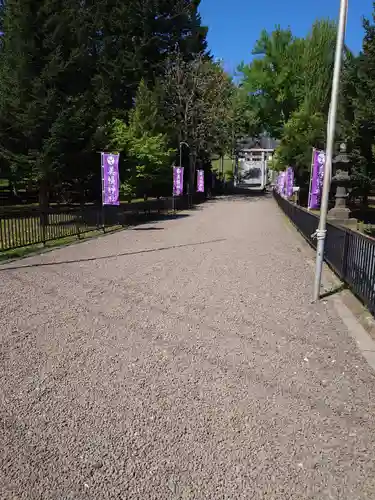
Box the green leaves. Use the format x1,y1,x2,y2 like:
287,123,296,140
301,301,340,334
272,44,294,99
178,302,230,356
300,20,337,115
276,107,325,183
340,14,375,200
239,28,299,138
162,54,236,161
238,20,340,184
107,81,175,198
0,0,209,202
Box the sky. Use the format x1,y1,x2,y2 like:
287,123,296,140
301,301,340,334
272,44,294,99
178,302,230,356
200,0,374,75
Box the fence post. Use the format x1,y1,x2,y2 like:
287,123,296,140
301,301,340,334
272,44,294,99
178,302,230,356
76,213,81,240
96,208,100,230
342,230,350,279
0,216,4,251
41,209,47,246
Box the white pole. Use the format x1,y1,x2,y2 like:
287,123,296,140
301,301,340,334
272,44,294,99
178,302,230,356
313,0,348,302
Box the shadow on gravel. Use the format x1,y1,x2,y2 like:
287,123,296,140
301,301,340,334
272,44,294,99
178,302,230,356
131,227,164,231
211,192,272,203
130,213,190,227
320,283,348,299
0,238,226,271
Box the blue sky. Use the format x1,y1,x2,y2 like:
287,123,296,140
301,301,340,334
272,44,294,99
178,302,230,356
200,0,374,75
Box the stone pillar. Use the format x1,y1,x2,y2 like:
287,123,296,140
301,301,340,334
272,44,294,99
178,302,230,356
328,143,357,228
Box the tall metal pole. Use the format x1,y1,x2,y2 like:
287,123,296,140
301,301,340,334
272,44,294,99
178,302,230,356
172,164,175,213
179,141,190,203
313,0,348,302
179,142,189,168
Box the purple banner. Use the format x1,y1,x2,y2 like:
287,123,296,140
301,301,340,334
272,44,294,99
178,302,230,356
285,167,294,198
197,170,204,193
277,172,286,196
275,173,280,193
173,166,184,196
308,150,326,209
101,153,120,206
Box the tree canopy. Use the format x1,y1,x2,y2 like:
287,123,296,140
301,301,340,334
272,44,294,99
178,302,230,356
237,18,366,190
3,0,375,206
0,0,235,204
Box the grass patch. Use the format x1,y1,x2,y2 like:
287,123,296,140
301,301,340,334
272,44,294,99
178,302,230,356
357,221,375,238
211,156,234,177
1,198,158,211
0,225,123,261
0,197,172,256
0,213,92,251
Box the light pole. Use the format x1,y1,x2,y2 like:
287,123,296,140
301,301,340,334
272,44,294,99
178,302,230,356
180,142,189,171
180,141,190,204
313,0,348,302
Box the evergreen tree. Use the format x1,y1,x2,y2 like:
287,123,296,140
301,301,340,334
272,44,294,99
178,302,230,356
342,14,375,204
162,55,234,191
0,0,209,203
0,0,100,205
94,0,208,114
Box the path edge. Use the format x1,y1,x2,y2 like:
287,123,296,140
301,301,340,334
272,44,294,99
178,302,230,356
277,204,375,374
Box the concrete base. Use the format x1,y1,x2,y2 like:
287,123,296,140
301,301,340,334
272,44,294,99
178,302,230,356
327,217,358,229
328,206,351,219
328,205,358,229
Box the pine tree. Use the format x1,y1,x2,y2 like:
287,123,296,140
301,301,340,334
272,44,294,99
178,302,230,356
0,0,100,206
342,13,375,203
0,0,209,205
94,0,209,114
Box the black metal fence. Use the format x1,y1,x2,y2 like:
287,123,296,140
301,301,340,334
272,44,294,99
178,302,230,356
274,190,375,315
0,193,205,252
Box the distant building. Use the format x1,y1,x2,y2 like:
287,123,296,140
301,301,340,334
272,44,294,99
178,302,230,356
235,135,279,153
234,135,279,191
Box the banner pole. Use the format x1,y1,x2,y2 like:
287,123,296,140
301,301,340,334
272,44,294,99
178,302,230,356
100,153,105,232
172,166,175,214
307,148,315,211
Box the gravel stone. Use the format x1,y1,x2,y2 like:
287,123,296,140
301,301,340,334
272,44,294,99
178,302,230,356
1,195,375,499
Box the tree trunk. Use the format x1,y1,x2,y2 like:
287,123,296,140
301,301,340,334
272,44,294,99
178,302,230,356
79,182,85,209
362,191,369,207
39,179,49,234
9,180,18,199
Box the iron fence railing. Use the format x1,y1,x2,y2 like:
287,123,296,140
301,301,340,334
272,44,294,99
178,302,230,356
0,193,205,252
274,190,375,315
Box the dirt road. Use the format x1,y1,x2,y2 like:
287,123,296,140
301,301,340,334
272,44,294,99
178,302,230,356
1,195,375,499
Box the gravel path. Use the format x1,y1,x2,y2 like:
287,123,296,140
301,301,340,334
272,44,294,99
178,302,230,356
2,195,375,500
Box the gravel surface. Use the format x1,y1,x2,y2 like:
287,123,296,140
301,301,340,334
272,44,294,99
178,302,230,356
1,194,375,500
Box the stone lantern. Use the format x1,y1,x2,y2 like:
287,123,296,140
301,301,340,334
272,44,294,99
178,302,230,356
327,142,357,227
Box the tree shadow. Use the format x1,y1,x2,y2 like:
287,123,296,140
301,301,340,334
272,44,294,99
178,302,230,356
119,212,190,227
320,283,347,299
132,226,164,231
0,238,226,271
210,192,271,203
